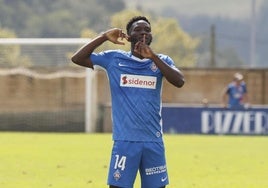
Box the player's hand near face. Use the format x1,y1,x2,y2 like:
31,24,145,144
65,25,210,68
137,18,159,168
103,28,129,45
134,35,154,59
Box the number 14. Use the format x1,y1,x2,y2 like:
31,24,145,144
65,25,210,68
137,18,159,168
114,155,126,171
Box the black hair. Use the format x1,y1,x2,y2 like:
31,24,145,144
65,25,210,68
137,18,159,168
126,16,150,35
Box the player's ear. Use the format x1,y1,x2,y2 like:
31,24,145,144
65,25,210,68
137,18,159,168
127,35,134,43
126,34,131,42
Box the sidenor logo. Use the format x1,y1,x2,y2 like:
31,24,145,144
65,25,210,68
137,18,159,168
122,76,128,85
120,74,157,89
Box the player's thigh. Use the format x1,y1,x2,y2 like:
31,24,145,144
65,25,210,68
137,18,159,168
108,141,143,187
140,142,169,188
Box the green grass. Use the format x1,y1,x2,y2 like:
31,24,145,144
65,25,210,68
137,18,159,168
0,133,268,188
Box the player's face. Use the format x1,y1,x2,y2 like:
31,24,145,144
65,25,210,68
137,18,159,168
129,20,152,45
235,80,242,85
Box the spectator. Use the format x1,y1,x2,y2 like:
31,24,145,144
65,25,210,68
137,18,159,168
221,72,248,109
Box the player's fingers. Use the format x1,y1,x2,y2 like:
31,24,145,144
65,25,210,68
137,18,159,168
134,42,142,53
120,32,129,41
124,34,130,41
118,29,123,40
114,40,125,45
134,41,140,49
118,30,125,38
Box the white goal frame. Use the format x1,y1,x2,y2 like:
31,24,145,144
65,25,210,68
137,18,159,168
0,38,89,45
0,38,96,133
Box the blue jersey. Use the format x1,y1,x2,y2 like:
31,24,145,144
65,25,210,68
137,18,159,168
226,81,247,108
90,50,178,142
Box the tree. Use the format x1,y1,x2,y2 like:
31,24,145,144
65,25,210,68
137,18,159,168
0,28,31,67
0,0,126,37
110,10,199,67
152,18,199,67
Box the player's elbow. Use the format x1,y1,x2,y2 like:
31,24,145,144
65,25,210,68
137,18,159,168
169,77,185,88
173,69,185,88
71,55,80,65
71,55,93,68
176,78,185,88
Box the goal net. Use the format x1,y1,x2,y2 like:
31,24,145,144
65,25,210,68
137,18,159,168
0,38,97,132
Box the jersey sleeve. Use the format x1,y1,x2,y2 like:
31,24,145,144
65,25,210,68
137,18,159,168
160,54,179,71
90,50,114,69
226,84,232,94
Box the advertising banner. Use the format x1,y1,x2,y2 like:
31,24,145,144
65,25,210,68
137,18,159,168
162,106,268,135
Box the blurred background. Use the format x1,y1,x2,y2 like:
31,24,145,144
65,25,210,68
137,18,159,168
0,0,267,133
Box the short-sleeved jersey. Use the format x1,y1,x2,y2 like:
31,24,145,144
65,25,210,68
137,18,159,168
90,50,178,142
226,81,247,108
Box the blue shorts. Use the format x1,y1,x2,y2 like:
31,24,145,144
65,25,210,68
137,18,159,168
107,141,169,188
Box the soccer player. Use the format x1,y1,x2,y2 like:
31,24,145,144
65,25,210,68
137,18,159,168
222,72,248,109
71,16,185,188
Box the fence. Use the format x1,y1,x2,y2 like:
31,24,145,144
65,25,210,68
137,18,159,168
0,39,267,132
0,38,89,132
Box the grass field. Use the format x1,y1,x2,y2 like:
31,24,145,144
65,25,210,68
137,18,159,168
0,132,268,188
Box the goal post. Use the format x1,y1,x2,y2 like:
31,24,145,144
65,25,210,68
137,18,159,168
85,68,97,133
0,38,98,133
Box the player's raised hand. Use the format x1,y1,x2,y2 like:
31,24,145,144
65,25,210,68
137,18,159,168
134,34,154,58
103,28,129,45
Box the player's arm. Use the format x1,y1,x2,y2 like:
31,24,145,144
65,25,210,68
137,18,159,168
242,84,249,104
71,28,128,68
150,54,185,88
134,38,185,88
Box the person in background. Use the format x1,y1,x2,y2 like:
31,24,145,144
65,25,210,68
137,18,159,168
71,16,185,188
222,72,249,109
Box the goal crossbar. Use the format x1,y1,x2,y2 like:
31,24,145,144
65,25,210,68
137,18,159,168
0,38,89,45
